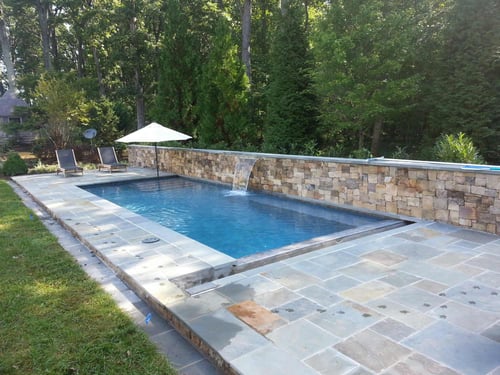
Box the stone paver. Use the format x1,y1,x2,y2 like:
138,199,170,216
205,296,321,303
11,170,500,375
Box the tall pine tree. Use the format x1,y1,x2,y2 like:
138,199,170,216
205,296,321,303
152,0,208,135
263,2,319,154
196,12,250,149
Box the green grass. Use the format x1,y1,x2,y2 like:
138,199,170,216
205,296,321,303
0,180,176,375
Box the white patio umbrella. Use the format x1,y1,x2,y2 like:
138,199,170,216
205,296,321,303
116,122,192,177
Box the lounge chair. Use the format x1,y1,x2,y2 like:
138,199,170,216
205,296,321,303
56,149,84,177
97,146,127,173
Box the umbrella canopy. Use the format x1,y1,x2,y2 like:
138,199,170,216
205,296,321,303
116,122,192,143
116,122,192,177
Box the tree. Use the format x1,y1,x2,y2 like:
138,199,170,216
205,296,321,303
0,0,16,93
33,75,88,149
153,0,212,135
426,0,500,163
312,0,420,156
35,0,52,71
241,0,252,82
263,1,318,154
196,12,250,148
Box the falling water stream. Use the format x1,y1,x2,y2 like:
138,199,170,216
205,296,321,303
231,158,257,192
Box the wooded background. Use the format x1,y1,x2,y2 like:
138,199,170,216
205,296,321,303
1,0,499,163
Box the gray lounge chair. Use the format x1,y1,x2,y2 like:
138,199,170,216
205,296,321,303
56,149,84,177
97,146,127,173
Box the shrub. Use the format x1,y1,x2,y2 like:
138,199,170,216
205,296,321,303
391,146,410,159
28,159,58,174
3,152,28,176
433,132,484,164
350,148,373,159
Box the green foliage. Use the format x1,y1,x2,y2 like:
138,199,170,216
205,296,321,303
33,75,89,150
425,0,500,163
27,160,58,174
2,0,499,162
312,0,421,155
350,148,373,159
152,0,208,135
86,98,122,147
2,152,28,176
263,3,319,154
433,132,484,164
391,146,410,160
196,12,251,149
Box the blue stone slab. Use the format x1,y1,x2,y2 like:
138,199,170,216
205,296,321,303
309,250,359,270
287,259,339,280
297,284,342,307
380,271,422,288
403,321,500,375
397,260,469,286
305,348,358,374
444,280,500,313
267,319,339,358
231,344,318,375
450,229,499,245
322,275,361,293
215,274,281,303
339,260,391,282
188,308,269,362
308,301,382,338
386,242,444,260
385,286,447,312
271,297,324,321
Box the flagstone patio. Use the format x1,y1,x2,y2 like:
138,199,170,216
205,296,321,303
12,169,500,375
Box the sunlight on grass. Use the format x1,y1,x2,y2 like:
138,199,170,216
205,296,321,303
0,180,177,375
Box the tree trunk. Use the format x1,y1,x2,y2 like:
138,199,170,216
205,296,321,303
92,46,105,96
76,37,85,77
135,67,145,129
241,0,251,83
49,6,58,69
0,0,16,93
358,129,364,150
36,0,52,71
370,119,383,156
280,0,289,15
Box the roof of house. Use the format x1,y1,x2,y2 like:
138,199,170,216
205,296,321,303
0,90,28,117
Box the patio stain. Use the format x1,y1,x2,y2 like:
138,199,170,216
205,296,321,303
227,300,286,335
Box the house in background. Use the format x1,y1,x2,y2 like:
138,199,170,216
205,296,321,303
0,89,31,146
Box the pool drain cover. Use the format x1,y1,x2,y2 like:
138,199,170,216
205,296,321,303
142,237,160,244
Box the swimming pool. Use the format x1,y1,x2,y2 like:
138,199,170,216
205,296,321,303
83,176,399,259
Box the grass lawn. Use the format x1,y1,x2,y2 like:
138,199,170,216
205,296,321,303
0,180,176,374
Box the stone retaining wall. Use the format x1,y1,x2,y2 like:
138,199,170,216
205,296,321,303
127,146,500,235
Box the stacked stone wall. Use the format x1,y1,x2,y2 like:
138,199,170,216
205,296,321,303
128,146,500,235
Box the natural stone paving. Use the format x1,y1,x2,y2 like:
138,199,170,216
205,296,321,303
12,170,500,375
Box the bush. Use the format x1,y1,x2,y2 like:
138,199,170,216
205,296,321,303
433,132,484,164
3,152,28,176
391,146,410,159
350,148,373,159
28,159,58,174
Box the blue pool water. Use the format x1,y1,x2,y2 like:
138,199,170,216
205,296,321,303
83,177,383,258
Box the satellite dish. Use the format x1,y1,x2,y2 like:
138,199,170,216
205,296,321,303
83,128,97,139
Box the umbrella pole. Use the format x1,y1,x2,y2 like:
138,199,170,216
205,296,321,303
155,143,159,178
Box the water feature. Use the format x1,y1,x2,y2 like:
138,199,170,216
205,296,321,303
232,157,257,191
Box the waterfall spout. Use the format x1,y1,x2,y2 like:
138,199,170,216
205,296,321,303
232,158,257,191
